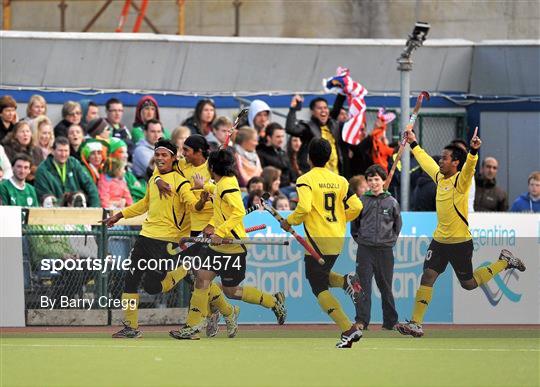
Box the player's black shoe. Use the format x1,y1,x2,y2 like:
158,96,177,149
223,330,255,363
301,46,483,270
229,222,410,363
336,325,363,348
343,272,362,304
272,292,287,325
499,249,526,272
396,320,424,337
112,321,142,338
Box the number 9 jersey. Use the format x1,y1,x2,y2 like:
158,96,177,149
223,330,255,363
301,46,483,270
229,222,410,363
286,167,363,255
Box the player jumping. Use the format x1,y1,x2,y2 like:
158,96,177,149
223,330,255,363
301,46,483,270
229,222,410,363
396,128,526,337
280,138,364,349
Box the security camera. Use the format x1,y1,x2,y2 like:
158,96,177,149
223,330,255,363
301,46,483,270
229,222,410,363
410,21,430,42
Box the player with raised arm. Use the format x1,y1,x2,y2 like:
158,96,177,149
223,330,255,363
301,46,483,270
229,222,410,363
279,138,364,349
169,148,286,340
396,128,526,337
102,139,230,339
154,134,236,338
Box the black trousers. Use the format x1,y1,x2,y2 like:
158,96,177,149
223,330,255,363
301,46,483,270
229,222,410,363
354,244,398,329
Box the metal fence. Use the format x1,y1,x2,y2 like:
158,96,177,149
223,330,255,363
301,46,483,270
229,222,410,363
21,224,191,311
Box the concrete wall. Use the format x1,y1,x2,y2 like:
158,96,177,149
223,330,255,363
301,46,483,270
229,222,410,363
1,0,539,40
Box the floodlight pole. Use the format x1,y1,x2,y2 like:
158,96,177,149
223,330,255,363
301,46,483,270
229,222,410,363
397,56,412,211
397,30,425,211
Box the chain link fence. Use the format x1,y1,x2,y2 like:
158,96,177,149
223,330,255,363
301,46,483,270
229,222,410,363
22,225,191,311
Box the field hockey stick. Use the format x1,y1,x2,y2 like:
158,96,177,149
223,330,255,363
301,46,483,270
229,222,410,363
180,237,289,246
245,203,261,215
223,108,249,149
173,223,266,254
383,91,430,191
260,192,325,265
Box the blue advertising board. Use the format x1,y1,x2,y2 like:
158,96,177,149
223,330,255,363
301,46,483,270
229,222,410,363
234,211,453,324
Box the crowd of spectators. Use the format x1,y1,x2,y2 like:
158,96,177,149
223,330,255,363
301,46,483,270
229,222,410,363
0,93,538,213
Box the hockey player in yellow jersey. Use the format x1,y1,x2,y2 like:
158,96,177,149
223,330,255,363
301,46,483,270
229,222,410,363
169,148,287,340
280,138,364,349
153,135,238,338
396,128,526,338
103,139,232,339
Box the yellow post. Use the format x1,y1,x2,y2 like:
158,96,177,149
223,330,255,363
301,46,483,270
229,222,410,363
3,0,12,30
177,0,185,35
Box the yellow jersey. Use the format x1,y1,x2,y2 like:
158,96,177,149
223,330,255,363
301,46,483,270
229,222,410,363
411,144,478,243
176,158,213,232
206,175,246,254
320,125,339,173
122,170,198,242
287,167,362,255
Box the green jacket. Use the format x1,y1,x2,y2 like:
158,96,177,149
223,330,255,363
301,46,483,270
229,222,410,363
34,155,101,207
125,169,147,202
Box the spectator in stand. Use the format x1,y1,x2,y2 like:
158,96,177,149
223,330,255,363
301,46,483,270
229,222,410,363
246,189,263,210
182,98,216,136
411,155,441,211
80,140,106,184
287,135,302,179
0,166,3,182
3,121,35,165
474,157,508,211
0,95,18,142
54,101,82,138
105,98,134,156
234,127,262,187
273,194,291,211
32,116,54,166
0,154,38,206
86,117,112,142
242,176,264,208
510,171,540,213
206,116,232,151
98,158,133,209
257,122,296,196
248,99,271,139
34,136,100,207
132,119,163,179
262,166,281,204
0,145,13,180
450,138,475,213
80,100,99,130
337,108,348,124
23,95,47,128
171,126,191,157
67,124,84,160
285,93,346,175
107,137,146,202
132,96,169,144
349,175,368,197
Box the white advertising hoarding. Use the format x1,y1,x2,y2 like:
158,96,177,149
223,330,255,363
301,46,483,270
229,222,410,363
453,213,540,324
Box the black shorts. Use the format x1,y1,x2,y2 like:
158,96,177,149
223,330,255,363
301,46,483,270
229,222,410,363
304,254,339,296
129,236,181,275
423,239,474,281
206,246,247,288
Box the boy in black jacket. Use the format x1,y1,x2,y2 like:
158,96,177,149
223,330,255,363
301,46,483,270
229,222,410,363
351,164,402,330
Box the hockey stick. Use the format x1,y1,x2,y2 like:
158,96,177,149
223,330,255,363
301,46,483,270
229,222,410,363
260,192,325,265
173,223,267,254
383,91,430,191
180,237,289,246
223,108,249,149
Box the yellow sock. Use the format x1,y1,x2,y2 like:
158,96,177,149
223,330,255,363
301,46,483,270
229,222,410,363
411,285,433,325
241,286,276,309
186,287,209,327
473,260,508,286
329,271,345,288
317,290,351,332
160,266,188,293
208,283,233,317
122,293,139,329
